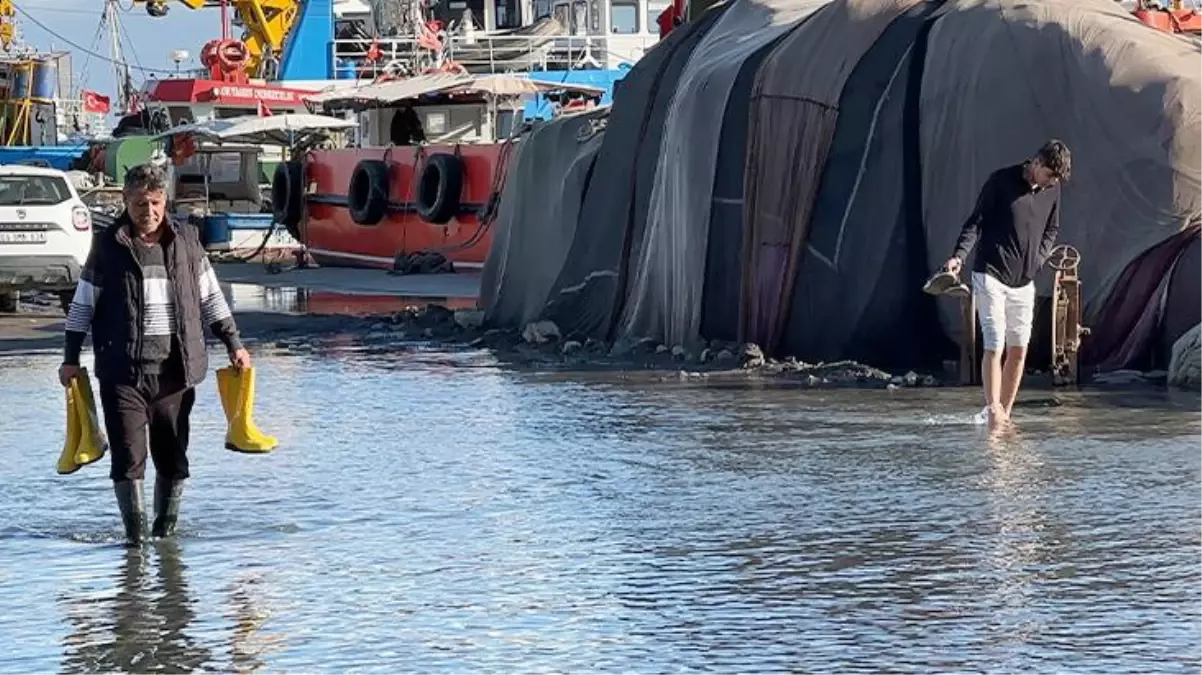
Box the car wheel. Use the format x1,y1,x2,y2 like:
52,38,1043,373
0,291,17,313
58,291,74,315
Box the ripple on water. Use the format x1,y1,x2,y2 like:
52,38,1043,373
0,349,1197,673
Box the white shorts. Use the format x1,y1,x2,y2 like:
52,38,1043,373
972,272,1036,351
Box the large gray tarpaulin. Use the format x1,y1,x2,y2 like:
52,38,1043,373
920,0,1202,347
480,108,608,328
617,0,828,348
1159,233,1201,364
540,4,732,340
740,0,925,354
1080,222,1201,370
698,32,789,344
493,0,1199,369
778,0,952,367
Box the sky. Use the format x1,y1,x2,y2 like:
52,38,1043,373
14,0,217,103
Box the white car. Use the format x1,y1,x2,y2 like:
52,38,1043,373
0,165,94,313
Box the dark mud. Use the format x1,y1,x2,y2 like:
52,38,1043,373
6,292,1179,392
247,305,968,391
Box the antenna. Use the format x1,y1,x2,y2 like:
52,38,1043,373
170,49,190,76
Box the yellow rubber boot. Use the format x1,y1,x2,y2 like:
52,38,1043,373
71,370,107,468
216,366,236,423
56,387,82,475
217,366,278,454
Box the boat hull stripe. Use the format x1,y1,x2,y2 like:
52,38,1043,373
307,193,485,216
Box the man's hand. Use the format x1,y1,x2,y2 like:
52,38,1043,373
58,364,80,388
944,257,962,274
230,348,252,370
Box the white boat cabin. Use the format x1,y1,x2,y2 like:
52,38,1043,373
343,0,666,74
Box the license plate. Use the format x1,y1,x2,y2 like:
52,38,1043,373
0,232,46,244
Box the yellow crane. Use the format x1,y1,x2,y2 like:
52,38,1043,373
131,0,300,79
0,0,14,52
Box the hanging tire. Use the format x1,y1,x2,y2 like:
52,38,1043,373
416,153,463,225
348,159,391,225
272,161,304,239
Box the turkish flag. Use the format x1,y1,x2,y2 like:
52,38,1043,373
257,100,273,117
82,90,111,114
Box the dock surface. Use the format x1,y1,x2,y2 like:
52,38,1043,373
212,262,481,300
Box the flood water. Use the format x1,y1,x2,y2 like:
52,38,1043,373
1,334,1199,673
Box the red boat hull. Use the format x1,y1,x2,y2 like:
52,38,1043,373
301,144,506,270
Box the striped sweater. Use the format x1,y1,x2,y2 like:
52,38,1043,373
64,233,241,372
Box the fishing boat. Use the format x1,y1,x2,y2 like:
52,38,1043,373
285,72,605,270
156,112,354,260
277,0,663,271
102,0,660,271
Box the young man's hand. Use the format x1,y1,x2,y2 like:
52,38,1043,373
230,348,252,370
944,257,962,274
58,363,80,387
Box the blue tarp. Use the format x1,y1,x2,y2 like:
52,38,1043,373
0,145,89,171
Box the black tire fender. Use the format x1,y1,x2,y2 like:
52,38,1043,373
272,161,304,238
348,159,391,225
416,153,464,225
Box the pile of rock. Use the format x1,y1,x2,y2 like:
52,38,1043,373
263,305,946,388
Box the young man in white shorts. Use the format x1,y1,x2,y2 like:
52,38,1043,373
943,140,1072,427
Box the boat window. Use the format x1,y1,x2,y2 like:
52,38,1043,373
496,108,525,138
647,2,668,32
495,0,521,28
553,3,569,27
612,0,638,33
534,0,552,19
571,0,587,34
215,107,257,119
167,106,195,125
589,0,601,31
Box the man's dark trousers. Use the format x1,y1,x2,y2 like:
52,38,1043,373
98,355,196,483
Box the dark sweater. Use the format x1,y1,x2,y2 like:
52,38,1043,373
952,163,1061,288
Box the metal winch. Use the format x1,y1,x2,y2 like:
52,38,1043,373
953,244,1089,386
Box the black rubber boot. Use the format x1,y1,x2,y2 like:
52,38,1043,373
151,477,185,538
113,479,147,546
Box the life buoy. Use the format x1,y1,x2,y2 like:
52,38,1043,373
348,159,391,225
272,161,304,238
416,153,463,225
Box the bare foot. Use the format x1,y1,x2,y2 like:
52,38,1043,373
987,404,1010,430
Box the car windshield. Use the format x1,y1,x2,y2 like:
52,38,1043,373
0,175,71,206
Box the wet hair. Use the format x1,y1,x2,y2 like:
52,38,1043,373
1036,139,1071,182
123,163,168,194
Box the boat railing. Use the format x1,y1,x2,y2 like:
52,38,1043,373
330,33,658,76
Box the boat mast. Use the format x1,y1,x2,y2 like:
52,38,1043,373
104,0,135,113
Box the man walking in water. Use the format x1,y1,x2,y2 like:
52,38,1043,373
59,164,251,544
944,140,1071,427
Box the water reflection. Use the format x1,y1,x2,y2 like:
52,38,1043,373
59,542,211,674
0,350,1194,673
226,571,283,674
981,428,1053,653
220,283,477,316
